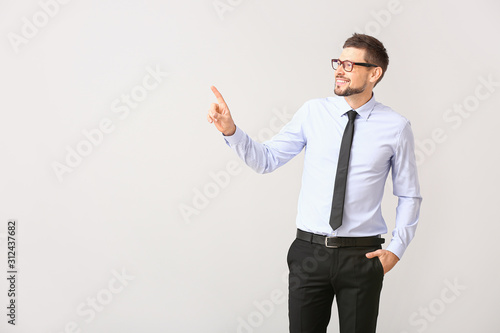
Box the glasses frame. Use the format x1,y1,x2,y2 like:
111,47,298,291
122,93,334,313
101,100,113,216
331,59,378,72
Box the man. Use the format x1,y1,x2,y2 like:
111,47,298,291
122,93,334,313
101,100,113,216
207,33,421,333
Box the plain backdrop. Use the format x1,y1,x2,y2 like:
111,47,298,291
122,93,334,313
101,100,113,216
1,0,499,332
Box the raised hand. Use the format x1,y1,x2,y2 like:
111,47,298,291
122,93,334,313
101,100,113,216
207,86,236,136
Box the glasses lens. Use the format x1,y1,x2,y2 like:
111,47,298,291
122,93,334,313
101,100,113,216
332,60,339,70
344,61,353,72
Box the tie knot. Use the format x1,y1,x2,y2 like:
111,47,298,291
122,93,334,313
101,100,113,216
347,110,357,121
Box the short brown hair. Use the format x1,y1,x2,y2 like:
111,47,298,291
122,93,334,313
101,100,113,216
343,33,389,86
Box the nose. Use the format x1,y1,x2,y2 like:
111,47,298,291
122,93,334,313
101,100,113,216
335,64,345,76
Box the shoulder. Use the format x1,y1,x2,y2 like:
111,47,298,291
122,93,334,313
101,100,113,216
371,101,416,151
372,101,411,129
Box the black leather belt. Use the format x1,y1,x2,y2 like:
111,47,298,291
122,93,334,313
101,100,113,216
296,229,385,248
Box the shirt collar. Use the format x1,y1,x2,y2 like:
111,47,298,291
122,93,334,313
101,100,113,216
334,93,377,121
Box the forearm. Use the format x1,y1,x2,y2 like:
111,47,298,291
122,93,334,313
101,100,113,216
223,126,283,174
386,195,422,259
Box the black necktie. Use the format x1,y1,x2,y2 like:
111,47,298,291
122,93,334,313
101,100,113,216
329,110,357,230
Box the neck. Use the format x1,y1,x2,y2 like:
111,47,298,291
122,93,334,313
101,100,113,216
343,90,374,109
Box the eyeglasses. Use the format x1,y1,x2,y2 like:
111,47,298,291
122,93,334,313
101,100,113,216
331,59,378,72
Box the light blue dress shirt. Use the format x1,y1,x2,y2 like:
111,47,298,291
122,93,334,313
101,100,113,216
223,94,422,259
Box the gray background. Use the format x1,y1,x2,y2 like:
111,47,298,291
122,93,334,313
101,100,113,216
1,0,499,332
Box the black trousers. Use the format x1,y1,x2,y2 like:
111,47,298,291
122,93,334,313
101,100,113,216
287,238,384,333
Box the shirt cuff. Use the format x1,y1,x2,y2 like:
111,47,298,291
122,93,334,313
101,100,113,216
386,241,405,260
223,125,245,146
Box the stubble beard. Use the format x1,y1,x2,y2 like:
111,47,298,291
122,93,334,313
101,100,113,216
334,82,367,97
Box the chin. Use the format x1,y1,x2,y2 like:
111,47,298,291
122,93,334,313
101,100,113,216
335,85,365,97
334,87,347,96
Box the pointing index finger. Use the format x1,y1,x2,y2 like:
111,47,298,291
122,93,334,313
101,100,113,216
211,85,226,105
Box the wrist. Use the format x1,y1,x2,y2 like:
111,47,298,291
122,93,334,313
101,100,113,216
223,125,236,136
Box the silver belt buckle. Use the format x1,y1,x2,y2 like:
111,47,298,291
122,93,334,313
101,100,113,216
325,237,339,248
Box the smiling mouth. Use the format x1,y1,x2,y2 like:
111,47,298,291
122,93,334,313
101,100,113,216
335,78,349,86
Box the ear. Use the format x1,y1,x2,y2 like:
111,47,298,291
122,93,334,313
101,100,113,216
369,67,383,84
